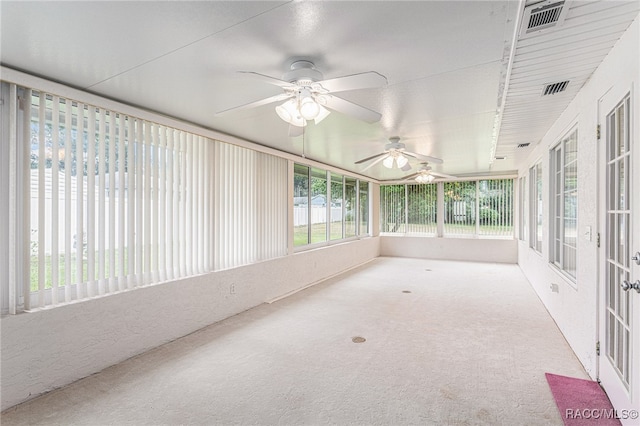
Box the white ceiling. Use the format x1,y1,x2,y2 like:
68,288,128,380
1,1,638,181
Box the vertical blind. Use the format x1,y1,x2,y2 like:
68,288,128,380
380,185,406,233
406,184,437,234
25,90,214,308
381,180,513,238
2,87,288,312
214,143,287,270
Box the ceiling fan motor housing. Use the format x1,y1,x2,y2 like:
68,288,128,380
283,60,324,84
384,142,406,152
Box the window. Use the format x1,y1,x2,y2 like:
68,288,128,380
529,163,543,252
478,179,513,237
518,176,527,241
25,90,214,307
444,181,477,236
293,164,370,249
293,164,310,247
2,85,288,312
380,185,406,233
213,143,288,270
382,179,513,238
406,184,437,234
359,181,369,236
550,129,577,278
329,173,344,240
344,177,357,238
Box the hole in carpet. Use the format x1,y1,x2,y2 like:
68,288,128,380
352,336,366,343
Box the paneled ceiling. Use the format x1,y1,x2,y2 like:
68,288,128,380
1,1,638,181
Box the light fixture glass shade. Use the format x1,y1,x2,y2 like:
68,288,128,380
299,97,320,120
382,155,395,168
395,154,408,168
290,115,306,127
275,99,297,124
314,105,331,124
416,174,435,183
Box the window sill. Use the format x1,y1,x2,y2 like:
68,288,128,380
548,262,578,291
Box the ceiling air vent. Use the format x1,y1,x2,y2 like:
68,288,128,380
517,143,531,148
519,1,569,38
542,80,569,96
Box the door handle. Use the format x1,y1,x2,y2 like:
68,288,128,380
632,252,640,265
621,280,640,293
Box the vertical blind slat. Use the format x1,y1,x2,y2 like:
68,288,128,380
117,114,126,290
50,96,60,305
97,109,106,295
37,96,46,306
63,98,72,303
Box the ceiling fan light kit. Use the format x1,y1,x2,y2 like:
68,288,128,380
217,60,387,131
355,136,444,173
415,173,435,184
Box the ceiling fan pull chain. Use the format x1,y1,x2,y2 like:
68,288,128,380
301,125,306,158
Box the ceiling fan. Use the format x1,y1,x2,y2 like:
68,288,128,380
401,163,457,183
355,137,443,172
216,60,387,137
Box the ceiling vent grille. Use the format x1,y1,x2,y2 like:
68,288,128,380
543,81,569,96
520,1,569,38
517,143,531,148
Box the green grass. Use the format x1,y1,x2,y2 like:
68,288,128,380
294,221,356,247
30,249,129,291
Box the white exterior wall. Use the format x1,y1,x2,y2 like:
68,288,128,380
1,237,380,410
518,16,639,379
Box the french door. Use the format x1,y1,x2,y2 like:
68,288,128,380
599,88,639,425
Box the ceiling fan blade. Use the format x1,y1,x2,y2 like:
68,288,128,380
238,71,293,88
430,171,457,179
404,151,444,164
400,162,412,172
324,95,382,123
360,155,387,172
216,93,292,115
355,152,386,164
402,173,420,180
316,71,387,93
288,124,304,138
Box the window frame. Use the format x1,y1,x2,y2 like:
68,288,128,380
292,163,371,251
549,127,578,280
529,162,543,253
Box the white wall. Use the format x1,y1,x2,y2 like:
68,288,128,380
380,235,518,263
1,237,380,410
518,16,639,379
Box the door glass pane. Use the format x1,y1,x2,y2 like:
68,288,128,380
617,104,625,156
608,312,615,358
618,214,626,266
619,159,625,210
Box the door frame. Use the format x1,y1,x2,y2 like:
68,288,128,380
597,82,639,424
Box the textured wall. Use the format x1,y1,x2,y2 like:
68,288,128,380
380,235,518,264
518,16,639,379
1,237,380,410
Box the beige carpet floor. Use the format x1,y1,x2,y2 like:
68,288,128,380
1,257,589,425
